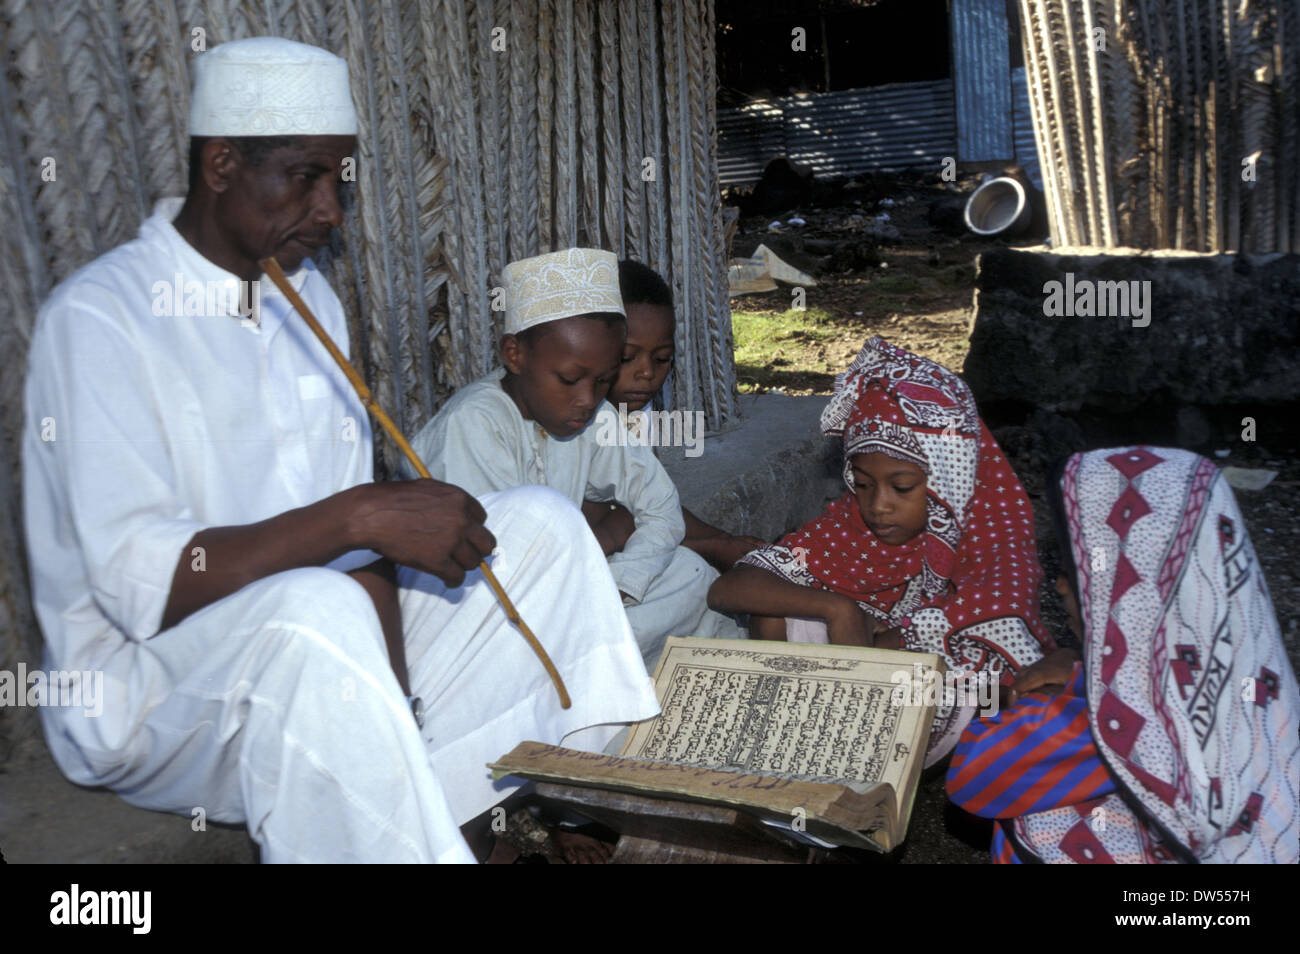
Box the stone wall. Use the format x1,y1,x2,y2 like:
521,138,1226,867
965,246,1300,413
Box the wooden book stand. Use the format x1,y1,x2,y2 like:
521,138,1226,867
535,782,854,864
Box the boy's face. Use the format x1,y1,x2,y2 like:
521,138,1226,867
611,303,675,411
500,315,625,438
849,452,929,545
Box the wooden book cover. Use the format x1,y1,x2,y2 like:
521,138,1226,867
491,637,943,852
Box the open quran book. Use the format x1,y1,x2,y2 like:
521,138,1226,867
490,636,944,853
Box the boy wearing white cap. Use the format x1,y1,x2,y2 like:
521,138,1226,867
22,38,657,863
411,248,745,669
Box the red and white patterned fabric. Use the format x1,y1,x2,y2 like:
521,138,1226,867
740,338,1053,760
1009,793,1181,864
1007,447,1300,863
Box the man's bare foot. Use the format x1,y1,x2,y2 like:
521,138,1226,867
474,802,618,863
553,828,615,864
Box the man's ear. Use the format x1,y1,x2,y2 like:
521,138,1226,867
500,333,526,374
199,138,242,195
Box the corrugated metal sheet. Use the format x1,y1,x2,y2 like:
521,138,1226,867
717,100,785,186
1011,66,1044,190
951,0,1013,163
717,80,957,186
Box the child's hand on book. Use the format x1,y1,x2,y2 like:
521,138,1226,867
826,599,876,647
871,627,904,650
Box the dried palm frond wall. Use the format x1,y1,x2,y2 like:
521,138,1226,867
1019,0,1299,251
0,0,737,750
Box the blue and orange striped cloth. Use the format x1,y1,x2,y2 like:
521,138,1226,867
945,663,1114,861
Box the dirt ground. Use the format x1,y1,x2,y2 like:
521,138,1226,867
728,170,994,393
724,170,1300,863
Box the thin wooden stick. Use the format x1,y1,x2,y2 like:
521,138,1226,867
260,257,572,709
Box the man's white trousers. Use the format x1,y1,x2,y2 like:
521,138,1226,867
40,487,659,862
623,546,745,669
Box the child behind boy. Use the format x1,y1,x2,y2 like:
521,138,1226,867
410,249,742,669
582,260,766,573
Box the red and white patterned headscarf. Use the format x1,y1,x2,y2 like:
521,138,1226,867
740,338,1053,758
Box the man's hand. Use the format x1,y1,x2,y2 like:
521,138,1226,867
351,480,496,588
161,479,495,633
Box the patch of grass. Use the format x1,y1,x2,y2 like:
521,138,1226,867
732,307,868,394
732,307,837,355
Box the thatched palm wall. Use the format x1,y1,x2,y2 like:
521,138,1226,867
1020,0,1300,251
0,0,737,750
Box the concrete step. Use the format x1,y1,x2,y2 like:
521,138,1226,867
659,392,842,541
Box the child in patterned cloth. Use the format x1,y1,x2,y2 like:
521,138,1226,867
709,337,1054,762
946,447,1300,863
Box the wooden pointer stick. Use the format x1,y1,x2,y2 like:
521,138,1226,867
260,257,572,709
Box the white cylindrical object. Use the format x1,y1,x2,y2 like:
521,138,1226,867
964,177,1032,237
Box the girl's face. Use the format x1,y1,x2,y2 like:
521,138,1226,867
610,303,675,411
850,453,929,545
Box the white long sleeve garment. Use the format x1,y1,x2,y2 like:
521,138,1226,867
24,199,378,690
410,371,745,666
410,369,685,603
22,198,658,860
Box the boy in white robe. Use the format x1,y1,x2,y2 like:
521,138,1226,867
411,249,744,669
21,39,657,863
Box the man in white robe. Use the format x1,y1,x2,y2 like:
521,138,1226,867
21,38,657,863
410,249,744,669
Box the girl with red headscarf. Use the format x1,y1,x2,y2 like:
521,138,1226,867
709,338,1054,760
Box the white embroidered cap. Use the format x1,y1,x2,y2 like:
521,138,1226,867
190,37,357,137
502,248,625,335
